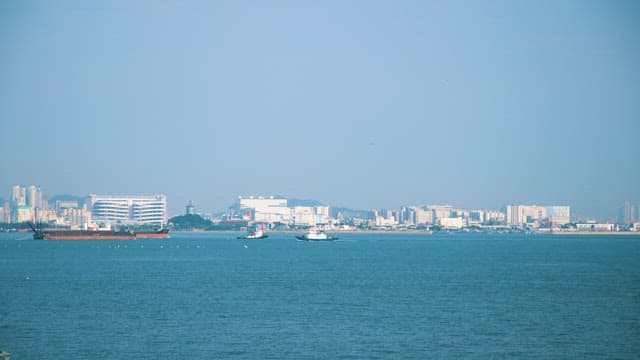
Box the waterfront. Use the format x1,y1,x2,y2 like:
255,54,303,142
1,232,639,359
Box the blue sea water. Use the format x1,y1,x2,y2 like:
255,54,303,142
1,232,639,359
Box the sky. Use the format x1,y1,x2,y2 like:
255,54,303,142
1,0,639,219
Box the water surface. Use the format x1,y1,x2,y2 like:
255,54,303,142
1,232,639,359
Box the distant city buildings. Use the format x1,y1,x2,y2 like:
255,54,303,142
0,202,9,223
0,186,168,228
618,201,638,224
11,185,26,207
239,196,290,223
238,196,329,226
1,184,638,233
506,205,570,228
367,204,508,230
8,185,48,223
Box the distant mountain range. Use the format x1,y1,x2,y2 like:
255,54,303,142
48,194,87,205
330,207,375,219
285,198,373,218
286,198,325,207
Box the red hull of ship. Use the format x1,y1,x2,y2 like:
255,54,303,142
136,233,170,239
43,235,137,240
32,226,169,240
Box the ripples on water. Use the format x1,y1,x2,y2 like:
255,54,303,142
1,232,639,359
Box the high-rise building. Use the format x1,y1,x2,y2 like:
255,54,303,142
0,203,7,223
484,210,506,224
506,205,548,226
547,206,571,226
427,205,453,222
11,186,26,207
2,201,9,223
26,186,43,209
618,201,637,224
292,206,315,226
414,207,434,225
63,208,92,229
399,207,416,225
90,194,167,225
506,204,569,227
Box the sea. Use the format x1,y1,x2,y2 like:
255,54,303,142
1,231,639,359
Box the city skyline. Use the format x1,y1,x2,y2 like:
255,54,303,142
1,1,639,221
1,180,638,221
2,183,639,223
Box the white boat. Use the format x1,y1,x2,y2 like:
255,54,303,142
238,225,268,240
296,227,337,241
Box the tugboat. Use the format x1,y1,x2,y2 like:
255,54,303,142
296,227,338,241
238,224,268,239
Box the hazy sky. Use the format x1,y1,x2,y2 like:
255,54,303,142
1,0,639,218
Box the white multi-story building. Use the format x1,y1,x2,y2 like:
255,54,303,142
26,186,44,209
506,205,547,226
576,223,616,232
63,208,92,229
238,196,332,225
239,196,291,223
239,196,287,210
507,204,570,227
14,206,32,223
375,214,397,227
11,185,26,207
90,194,167,225
439,217,464,229
484,211,506,224
292,206,330,226
547,206,570,226
414,207,434,225
427,205,453,222
0,205,7,223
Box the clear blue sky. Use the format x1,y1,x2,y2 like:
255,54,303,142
1,0,638,219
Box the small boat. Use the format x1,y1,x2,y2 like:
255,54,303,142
238,224,268,240
296,227,337,241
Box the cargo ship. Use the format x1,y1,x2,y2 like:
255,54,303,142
28,223,169,240
136,228,170,239
32,229,136,240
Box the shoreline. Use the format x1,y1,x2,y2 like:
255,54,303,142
170,230,640,236
549,231,640,236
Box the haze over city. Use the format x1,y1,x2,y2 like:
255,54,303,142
1,1,638,219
